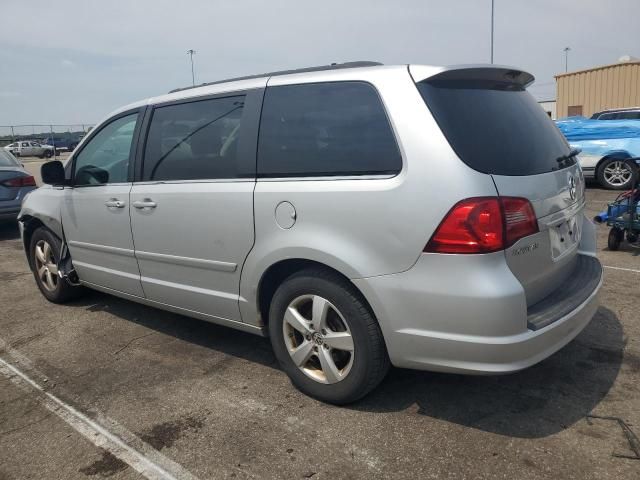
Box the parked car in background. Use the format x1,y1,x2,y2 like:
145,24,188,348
41,137,80,152
0,149,37,221
19,62,602,404
590,107,640,120
556,117,640,189
4,141,54,158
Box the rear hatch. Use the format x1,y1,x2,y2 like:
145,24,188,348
414,66,586,308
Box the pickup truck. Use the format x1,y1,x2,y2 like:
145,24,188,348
4,141,55,158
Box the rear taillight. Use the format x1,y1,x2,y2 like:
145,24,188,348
501,197,538,248
1,175,36,187
424,196,538,254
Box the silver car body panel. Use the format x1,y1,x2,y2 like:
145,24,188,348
17,185,64,237
130,180,255,322
19,63,602,375
61,183,145,296
493,163,586,306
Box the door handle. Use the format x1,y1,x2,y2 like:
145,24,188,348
133,199,157,209
105,199,126,208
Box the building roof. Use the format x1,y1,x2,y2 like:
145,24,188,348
555,60,640,78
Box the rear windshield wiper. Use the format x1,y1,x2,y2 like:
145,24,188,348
555,148,581,164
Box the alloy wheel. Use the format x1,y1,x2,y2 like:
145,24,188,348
34,239,58,292
282,294,354,384
603,161,633,187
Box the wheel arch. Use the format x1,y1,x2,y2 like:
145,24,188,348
595,150,635,173
256,258,379,331
20,215,48,269
595,150,638,188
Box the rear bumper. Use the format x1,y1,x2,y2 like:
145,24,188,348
0,211,19,220
354,252,602,375
0,203,21,220
0,187,35,221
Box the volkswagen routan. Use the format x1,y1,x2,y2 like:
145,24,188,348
19,62,603,404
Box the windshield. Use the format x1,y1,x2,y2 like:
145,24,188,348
0,149,19,167
417,79,573,176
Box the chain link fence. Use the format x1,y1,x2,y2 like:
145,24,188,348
0,124,95,149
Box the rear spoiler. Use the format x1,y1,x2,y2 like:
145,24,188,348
410,65,535,88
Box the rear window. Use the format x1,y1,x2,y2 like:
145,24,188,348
0,149,19,167
257,82,401,177
417,79,573,176
143,96,245,181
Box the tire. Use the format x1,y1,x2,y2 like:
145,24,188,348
14,151,20,158
44,149,53,159
597,158,636,190
608,227,623,251
268,267,389,404
29,227,82,303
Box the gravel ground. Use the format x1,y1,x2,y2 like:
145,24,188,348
0,185,638,480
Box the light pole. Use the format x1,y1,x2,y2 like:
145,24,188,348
187,49,196,86
490,0,495,64
563,47,571,73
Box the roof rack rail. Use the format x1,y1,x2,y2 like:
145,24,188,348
168,61,383,93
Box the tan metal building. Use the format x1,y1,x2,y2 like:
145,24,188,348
555,59,640,119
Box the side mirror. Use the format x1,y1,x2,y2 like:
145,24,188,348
41,160,67,185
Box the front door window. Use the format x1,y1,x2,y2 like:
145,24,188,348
73,113,138,186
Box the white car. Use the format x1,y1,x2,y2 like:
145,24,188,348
4,141,55,158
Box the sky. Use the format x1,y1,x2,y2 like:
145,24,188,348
0,0,638,127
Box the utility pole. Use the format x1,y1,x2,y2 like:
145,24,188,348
564,47,571,73
187,49,196,86
490,0,495,64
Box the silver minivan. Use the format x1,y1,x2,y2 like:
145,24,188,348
19,62,603,404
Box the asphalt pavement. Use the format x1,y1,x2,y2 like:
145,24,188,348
0,186,639,479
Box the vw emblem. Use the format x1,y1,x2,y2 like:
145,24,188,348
568,175,577,200
312,332,324,346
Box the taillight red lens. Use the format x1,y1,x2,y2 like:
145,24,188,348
424,196,538,254
501,197,538,248
1,175,36,187
425,197,504,253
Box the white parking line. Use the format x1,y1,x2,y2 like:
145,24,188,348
603,265,640,274
0,351,199,480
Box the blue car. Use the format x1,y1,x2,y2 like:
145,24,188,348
0,149,37,221
41,137,80,152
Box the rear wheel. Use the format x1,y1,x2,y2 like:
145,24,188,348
44,149,53,158
597,158,636,190
608,227,623,251
30,227,83,303
269,267,389,404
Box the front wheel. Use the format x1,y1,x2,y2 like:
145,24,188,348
29,227,83,303
269,267,389,404
44,149,53,158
